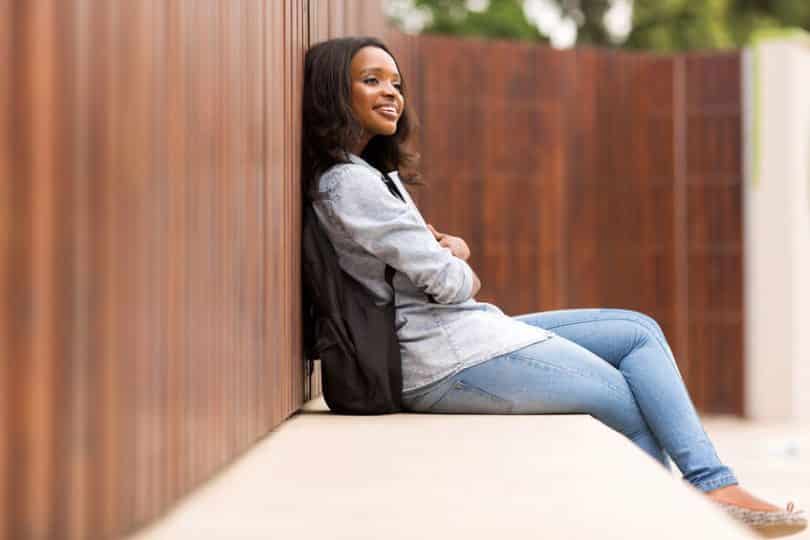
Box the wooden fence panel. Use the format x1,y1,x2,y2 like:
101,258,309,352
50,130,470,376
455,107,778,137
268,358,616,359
10,5,59,539
2,1,386,539
0,2,8,537
684,53,744,414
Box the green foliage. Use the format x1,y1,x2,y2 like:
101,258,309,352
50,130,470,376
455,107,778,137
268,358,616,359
389,0,810,51
624,0,810,51
625,0,735,51
726,0,810,44
412,0,547,42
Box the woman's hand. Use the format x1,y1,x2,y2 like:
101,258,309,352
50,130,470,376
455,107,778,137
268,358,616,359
427,223,480,296
427,223,471,262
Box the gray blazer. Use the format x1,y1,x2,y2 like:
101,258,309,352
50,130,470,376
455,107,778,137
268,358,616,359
312,153,554,394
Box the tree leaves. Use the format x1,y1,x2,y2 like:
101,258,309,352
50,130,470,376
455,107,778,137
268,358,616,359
389,0,810,51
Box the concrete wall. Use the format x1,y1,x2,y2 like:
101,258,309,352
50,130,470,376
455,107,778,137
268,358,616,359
743,31,810,421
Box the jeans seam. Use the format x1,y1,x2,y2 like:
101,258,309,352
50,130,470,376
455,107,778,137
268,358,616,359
608,310,665,339
601,312,681,375
508,350,627,400
543,316,682,380
427,380,514,413
421,380,457,411
456,379,512,405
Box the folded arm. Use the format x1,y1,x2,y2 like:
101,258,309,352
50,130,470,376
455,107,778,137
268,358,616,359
319,164,477,304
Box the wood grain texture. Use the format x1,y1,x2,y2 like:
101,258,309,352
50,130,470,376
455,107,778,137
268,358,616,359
2,1,385,538
0,1,9,538
683,53,744,414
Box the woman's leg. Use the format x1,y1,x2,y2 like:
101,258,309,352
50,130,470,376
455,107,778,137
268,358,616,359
512,308,738,493
402,324,673,469
402,307,738,492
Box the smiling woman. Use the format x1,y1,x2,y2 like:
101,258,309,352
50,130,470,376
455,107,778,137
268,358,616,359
299,36,805,536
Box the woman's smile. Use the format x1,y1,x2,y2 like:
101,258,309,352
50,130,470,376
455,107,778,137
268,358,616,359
375,105,399,119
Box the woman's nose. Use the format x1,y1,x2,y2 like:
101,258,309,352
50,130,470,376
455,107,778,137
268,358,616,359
381,80,397,95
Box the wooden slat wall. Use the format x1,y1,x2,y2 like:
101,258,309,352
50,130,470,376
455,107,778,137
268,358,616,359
1,1,385,539
683,53,744,414
0,3,8,537
387,35,743,415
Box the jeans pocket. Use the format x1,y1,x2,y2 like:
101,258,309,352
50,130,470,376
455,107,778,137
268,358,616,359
428,379,513,414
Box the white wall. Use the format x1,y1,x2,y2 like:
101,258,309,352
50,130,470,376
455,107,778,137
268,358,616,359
743,32,810,421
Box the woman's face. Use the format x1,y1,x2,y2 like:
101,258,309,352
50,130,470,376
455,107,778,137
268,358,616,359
349,46,404,146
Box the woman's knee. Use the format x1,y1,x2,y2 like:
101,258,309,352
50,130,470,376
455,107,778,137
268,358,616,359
611,310,684,377
613,309,665,341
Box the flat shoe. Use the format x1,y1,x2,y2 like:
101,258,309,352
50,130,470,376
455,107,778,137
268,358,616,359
717,501,807,538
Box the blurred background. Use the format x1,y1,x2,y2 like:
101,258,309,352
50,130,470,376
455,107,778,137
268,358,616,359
387,0,810,50
2,1,808,538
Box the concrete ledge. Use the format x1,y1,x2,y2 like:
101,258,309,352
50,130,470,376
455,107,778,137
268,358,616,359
131,397,757,539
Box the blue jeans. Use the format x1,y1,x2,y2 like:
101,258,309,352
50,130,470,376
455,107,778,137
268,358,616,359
401,308,739,493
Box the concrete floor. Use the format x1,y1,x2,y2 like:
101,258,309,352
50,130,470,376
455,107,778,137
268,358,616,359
124,397,810,539
698,415,810,539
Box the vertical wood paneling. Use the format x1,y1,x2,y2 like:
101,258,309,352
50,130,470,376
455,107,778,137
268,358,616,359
21,3,58,538
673,55,692,398
52,1,89,535
0,1,9,537
3,1,386,538
266,0,283,431
247,0,265,445
567,48,601,307
684,53,744,414
126,0,151,524
164,0,188,513
187,0,205,488
98,3,123,534
151,0,169,518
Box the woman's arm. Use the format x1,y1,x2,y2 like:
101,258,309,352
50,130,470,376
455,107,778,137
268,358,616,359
470,270,481,297
426,224,471,261
318,164,477,304
427,223,480,296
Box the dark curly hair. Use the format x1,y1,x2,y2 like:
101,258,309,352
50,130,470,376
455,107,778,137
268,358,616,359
301,36,423,203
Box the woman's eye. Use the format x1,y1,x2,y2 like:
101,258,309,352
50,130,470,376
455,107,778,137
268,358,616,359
363,77,402,92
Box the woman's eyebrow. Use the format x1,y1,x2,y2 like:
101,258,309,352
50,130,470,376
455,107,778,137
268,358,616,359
361,67,401,79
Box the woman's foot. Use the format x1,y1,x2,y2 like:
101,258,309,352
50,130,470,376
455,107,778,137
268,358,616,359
706,485,782,512
708,485,807,537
